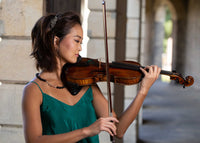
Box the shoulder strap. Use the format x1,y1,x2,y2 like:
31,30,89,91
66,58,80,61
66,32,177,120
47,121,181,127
31,81,44,94
84,86,93,101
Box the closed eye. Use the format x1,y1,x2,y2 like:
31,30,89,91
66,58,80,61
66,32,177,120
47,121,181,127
73,35,83,44
74,40,82,44
74,40,79,43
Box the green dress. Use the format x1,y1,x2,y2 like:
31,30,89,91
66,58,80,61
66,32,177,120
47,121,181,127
32,81,99,143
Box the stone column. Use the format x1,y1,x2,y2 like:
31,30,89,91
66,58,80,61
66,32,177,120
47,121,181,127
185,0,200,88
151,6,166,67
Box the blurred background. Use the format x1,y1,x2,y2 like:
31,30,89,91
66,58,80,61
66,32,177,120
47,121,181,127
0,0,199,143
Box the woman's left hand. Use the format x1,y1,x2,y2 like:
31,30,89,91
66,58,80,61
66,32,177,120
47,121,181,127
139,65,161,95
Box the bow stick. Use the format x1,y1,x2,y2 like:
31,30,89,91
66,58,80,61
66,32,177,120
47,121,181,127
102,0,115,142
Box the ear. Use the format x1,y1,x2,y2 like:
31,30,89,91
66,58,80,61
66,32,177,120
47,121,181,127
53,36,60,48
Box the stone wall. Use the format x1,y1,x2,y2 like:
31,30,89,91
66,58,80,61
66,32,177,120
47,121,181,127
0,0,42,142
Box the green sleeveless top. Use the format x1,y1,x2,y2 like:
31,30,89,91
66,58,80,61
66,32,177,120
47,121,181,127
32,81,99,143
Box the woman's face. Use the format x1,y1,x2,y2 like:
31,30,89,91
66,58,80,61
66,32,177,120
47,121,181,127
55,24,83,64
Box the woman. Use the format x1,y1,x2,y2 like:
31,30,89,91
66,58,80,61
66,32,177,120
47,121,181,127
22,11,161,143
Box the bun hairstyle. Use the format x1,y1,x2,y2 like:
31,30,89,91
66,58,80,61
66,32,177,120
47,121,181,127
31,11,81,72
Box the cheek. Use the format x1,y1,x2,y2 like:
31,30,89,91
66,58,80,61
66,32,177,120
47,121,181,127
59,40,76,61
60,40,73,53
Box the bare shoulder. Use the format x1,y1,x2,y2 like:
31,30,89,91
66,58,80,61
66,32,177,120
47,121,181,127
91,84,104,97
22,79,44,141
91,84,109,117
91,84,102,92
22,80,42,107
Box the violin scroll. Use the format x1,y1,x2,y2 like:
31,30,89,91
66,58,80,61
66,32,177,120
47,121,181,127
169,74,194,88
184,76,194,87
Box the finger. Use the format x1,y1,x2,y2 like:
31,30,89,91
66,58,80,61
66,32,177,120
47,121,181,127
105,117,119,123
103,122,117,135
157,67,161,77
103,127,115,136
140,67,148,75
99,117,118,132
150,65,159,73
98,121,116,136
144,65,154,74
148,66,153,74
152,65,161,78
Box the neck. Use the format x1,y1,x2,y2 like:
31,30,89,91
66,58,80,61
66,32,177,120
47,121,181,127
41,71,60,80
37,71,65,89
56,57,67,76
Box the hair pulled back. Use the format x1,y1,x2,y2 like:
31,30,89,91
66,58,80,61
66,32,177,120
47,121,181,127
31,11,81,71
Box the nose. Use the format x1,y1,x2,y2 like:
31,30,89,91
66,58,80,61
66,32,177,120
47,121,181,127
78,44,82,51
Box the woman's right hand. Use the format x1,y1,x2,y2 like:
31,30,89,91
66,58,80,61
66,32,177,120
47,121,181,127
84,116,119,137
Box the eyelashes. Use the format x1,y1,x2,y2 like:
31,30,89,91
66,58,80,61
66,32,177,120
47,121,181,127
74,39,82,44
74,40,79,43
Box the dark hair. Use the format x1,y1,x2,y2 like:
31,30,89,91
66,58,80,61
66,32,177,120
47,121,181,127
31,11,81,71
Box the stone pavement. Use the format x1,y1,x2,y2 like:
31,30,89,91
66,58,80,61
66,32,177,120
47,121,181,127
138,80,200,143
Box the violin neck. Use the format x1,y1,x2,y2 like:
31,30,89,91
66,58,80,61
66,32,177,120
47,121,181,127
111,61,175,76
111,62,141,71
160,70,174,76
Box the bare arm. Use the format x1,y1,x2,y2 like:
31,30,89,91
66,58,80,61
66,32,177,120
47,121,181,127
116,65,161,138
92,65,161,138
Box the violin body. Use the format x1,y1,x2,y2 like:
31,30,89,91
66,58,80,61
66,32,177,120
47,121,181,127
61,57,194,92
62,58,144,87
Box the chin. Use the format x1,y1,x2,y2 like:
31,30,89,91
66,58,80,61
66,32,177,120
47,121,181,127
70,58,77,64
65,56,79,64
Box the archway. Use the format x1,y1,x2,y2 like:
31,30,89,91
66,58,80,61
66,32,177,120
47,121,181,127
152,0,177,81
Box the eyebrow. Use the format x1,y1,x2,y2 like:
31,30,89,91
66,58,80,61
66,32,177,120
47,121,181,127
73,35,82,39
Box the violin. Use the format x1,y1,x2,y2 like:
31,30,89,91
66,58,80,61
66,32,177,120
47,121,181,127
61,56,194,95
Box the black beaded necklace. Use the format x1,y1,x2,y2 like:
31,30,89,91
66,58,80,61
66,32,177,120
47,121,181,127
36,73,65,89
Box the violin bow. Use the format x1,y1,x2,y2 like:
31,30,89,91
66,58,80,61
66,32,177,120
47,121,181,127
102,0,115,142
